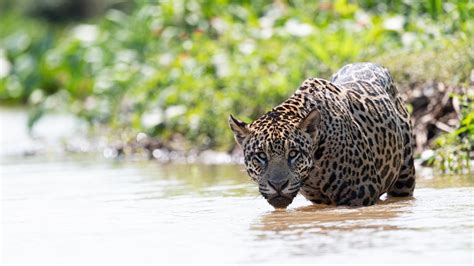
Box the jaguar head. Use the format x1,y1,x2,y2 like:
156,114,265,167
228,109,321,209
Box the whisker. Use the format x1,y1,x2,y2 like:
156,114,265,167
289,183,300,190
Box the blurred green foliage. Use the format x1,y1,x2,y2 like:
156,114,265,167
432,91,474,174
0,0,473,151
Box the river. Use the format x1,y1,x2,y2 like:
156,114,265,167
1,108,473,264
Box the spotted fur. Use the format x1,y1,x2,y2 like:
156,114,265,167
229,62,416,208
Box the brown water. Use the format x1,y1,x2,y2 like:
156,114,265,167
1,156,473,264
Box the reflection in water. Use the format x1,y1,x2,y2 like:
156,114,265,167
252,198,410,233
2,157,473,264
247,191,473,263
249,197,412,261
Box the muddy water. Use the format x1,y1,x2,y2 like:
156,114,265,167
1,156,473,264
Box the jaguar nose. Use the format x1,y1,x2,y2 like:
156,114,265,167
268,179,289,193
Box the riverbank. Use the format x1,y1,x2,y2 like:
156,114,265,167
1,105,471,179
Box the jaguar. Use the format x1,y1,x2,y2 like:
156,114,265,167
229,62,415,209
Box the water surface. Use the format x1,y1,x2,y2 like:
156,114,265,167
2,156,473,264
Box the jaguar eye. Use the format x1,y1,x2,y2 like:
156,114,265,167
256,152,267,161
288,150,299,159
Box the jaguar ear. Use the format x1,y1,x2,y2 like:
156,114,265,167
298,109,321,140
228,115,251,146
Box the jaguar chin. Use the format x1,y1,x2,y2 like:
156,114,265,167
267,194,295,209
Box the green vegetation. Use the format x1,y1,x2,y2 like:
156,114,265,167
0,1,473,169
431,91,473,174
